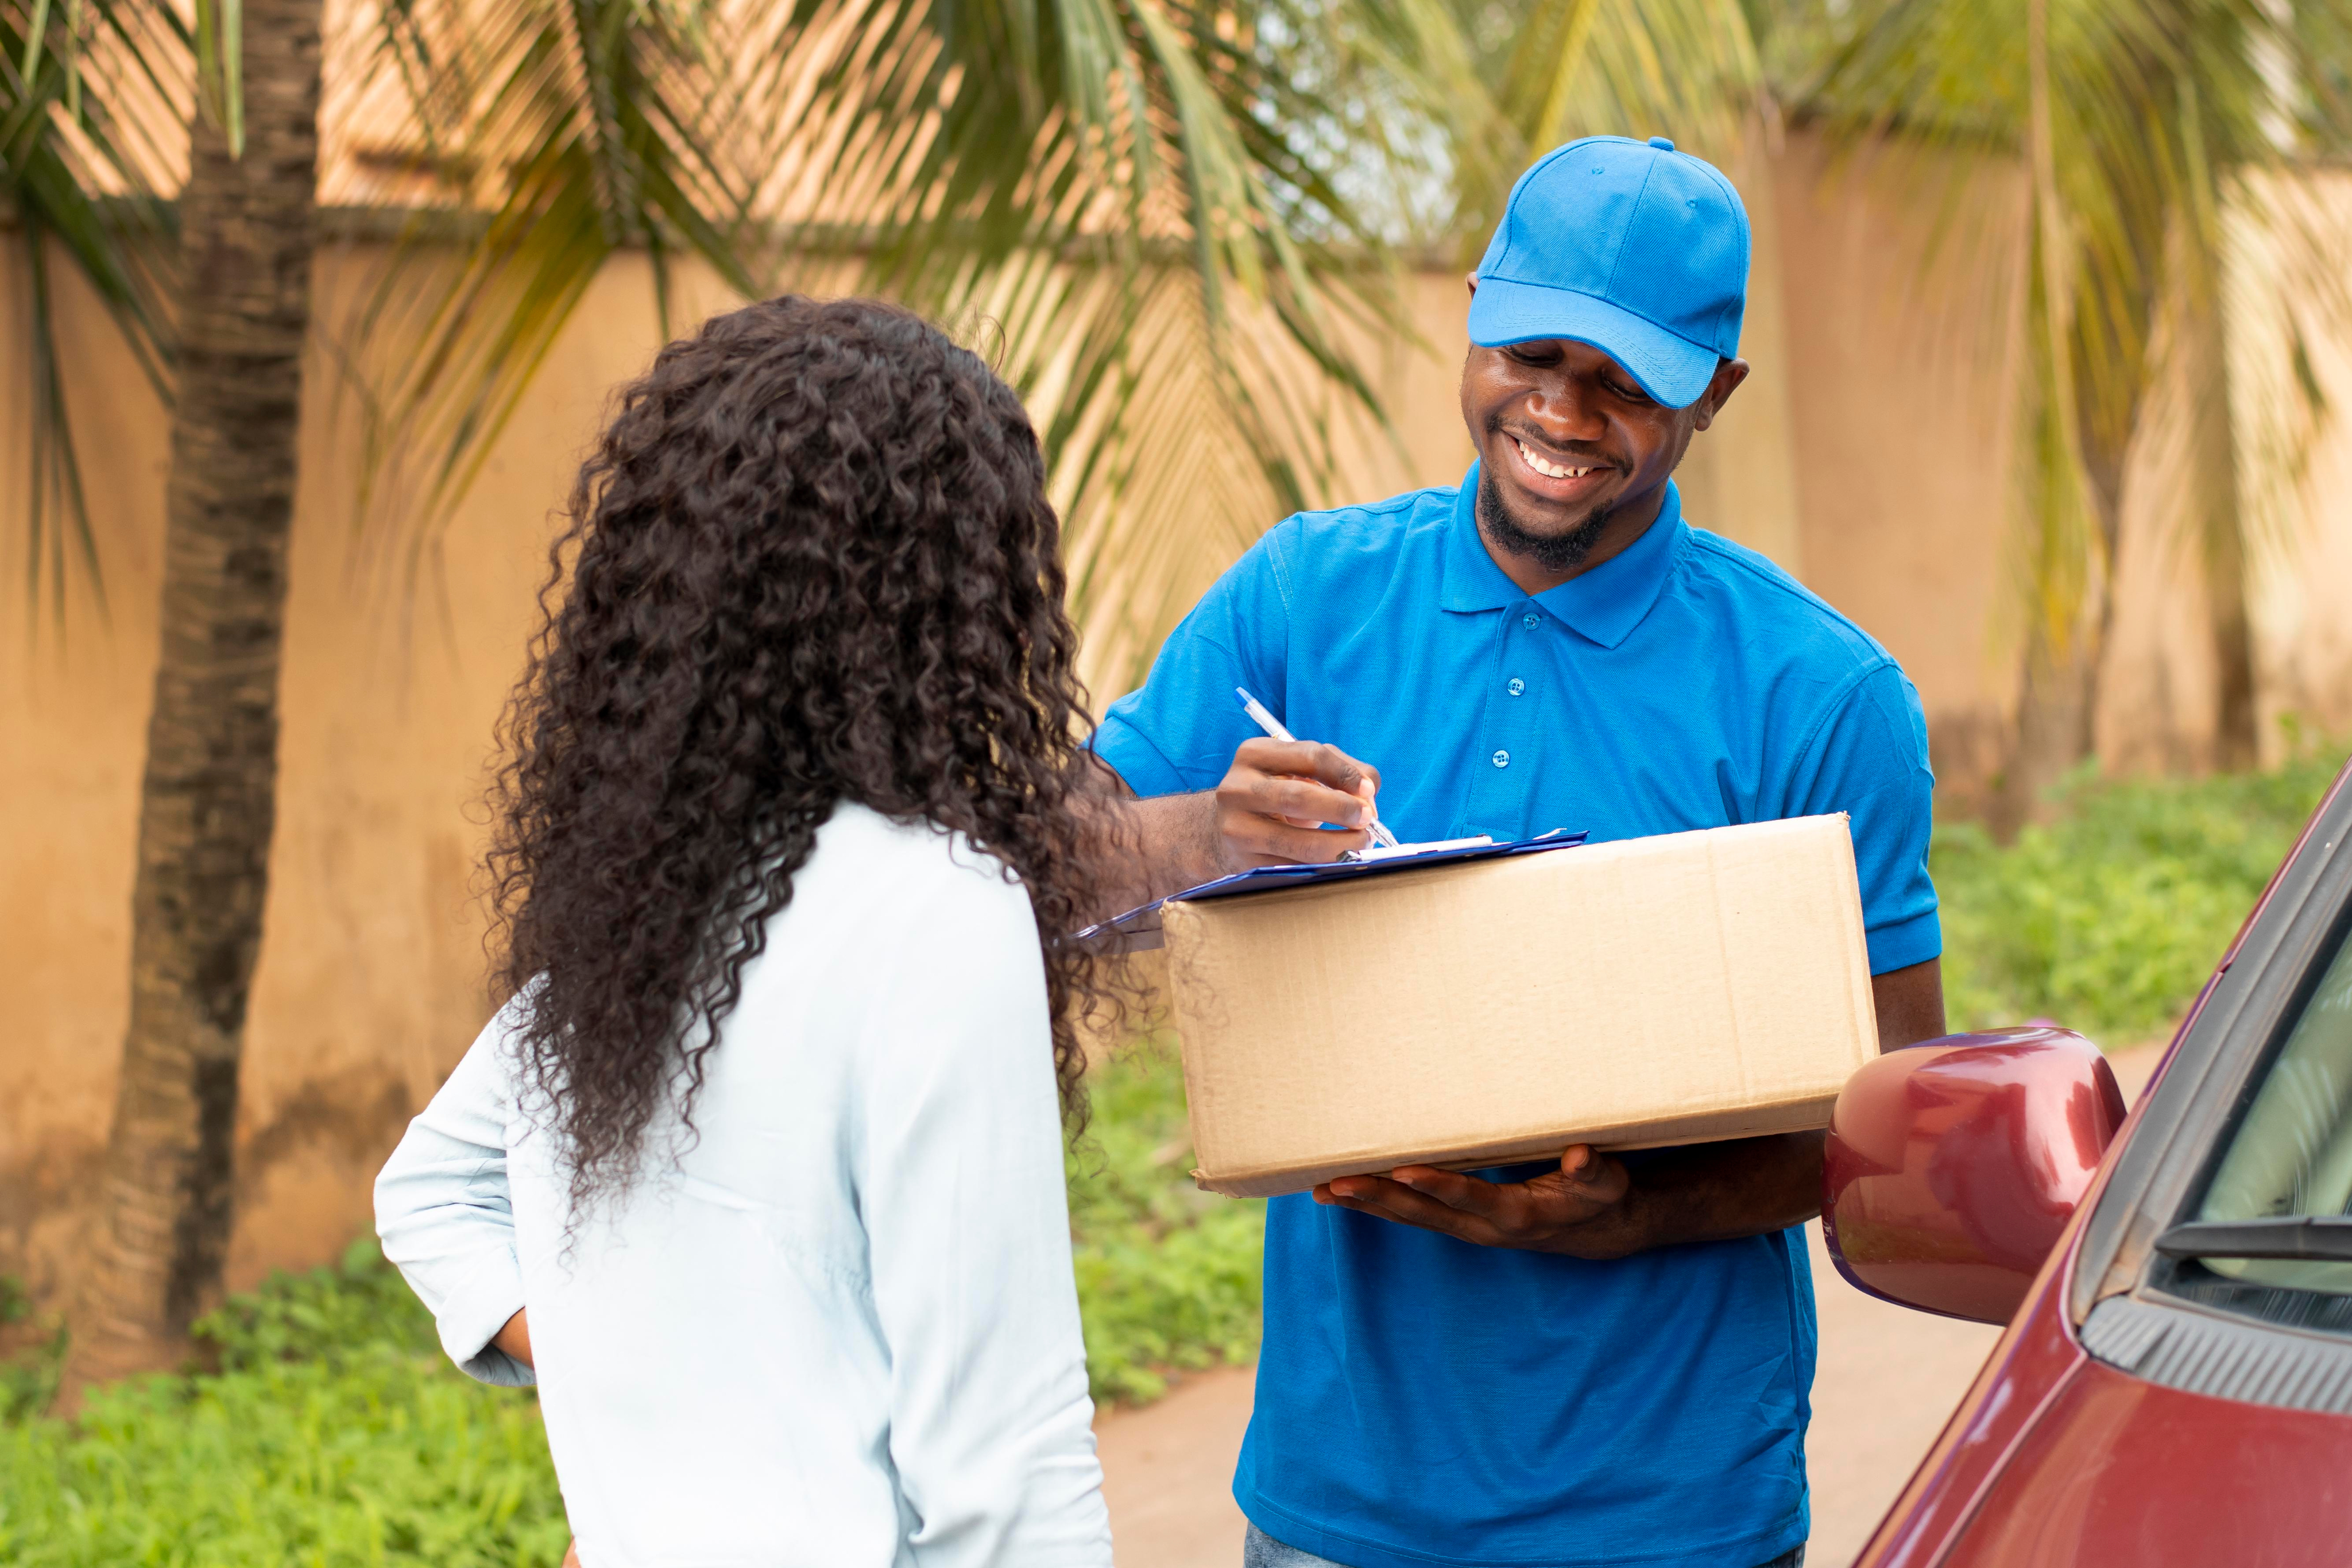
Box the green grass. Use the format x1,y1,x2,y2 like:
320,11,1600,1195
1936,752,2345,1043
0,1239,570,1567
5,750,2341,1559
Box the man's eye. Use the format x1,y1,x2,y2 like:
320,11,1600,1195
1606,378,1649,403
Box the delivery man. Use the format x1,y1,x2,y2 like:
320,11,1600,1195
1089,135,1948,1568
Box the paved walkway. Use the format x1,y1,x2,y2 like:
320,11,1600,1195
1095,1043,2163,1568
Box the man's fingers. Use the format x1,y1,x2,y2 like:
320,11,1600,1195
1557,1145,1630,1204
1386,1166,1506,1217
1229,816,1371,866
1216,738,1390,870
1312,1152,1638,1256
1236,737,1382,798
1333,1171,1506,1226
1220,766,1375,863
1254,774,1371,828
1317,1178,1499,1243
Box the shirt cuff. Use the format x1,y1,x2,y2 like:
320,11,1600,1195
1866,907,1942,978
435,1248,536,1388
1089,718,1189,799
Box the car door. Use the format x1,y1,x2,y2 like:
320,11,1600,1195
1941,762,2352,1565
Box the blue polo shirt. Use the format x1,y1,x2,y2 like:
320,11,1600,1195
1093,467,1938,1568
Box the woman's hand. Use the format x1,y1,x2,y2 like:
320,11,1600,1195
493,1307,533,1367
494,1310,563,1563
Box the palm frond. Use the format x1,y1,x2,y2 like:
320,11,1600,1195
1794,0,2352,661
337,0,1473,686
1,0,182,622
327,0,772,566
1449,0,1758,248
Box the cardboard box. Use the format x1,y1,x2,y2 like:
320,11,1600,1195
1165,815,1880,1198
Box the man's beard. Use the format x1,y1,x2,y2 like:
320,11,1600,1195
1477,465,1612,575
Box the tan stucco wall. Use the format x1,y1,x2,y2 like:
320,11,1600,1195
7,134,2352,1308
1,247,746,1303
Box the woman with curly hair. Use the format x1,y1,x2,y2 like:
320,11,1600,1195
374,296,1117,1566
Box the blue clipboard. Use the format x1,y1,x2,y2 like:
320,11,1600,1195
1076,828,1588,953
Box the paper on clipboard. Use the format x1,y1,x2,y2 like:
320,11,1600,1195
1075,828,1588,953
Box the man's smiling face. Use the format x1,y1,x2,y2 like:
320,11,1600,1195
1458,285,1746,592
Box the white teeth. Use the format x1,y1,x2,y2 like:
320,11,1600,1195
1515,438,1592,481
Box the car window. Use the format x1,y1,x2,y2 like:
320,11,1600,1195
2195,915,2352,1294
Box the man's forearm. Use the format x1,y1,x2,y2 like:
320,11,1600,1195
1120,790,1226,901
1605,1131,1824,1257
1078,758,1225,915
1079,741,1386,919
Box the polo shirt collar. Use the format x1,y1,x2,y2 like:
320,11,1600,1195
1438,463,1686,649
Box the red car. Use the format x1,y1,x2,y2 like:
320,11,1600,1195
1824,753,2352,1566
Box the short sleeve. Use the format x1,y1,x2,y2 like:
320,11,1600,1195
1091,525,1294,798
1785,662,1940,975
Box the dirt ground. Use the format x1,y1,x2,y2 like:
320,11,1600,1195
1094,1043,2164,1568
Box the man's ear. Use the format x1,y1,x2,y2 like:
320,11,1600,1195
1690,358,1750,432
1465,272,1479,300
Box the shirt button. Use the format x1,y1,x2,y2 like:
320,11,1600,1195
1521,612,1540,629
1491,749,1511,768
1507,677,1525,697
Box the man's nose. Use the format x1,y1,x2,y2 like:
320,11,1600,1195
1522,378,1607,442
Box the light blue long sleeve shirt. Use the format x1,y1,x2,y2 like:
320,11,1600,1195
375,805,1113,1568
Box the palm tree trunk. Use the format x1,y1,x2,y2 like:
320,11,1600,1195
2180,287,2259,771
1988,621,2099,843
1994,369,2138,844
71,0,321,1380
2204,502,2257,771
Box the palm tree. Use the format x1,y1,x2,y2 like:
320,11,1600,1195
1783,0,2352,822
7,0,1468,1376
7,0,327,1382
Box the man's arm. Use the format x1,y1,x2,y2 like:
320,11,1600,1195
1310,957,1947,1258
1085,740,1386,912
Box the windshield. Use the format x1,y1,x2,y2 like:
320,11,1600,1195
2195,911,2352,1294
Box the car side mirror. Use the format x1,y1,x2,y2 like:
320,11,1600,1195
1823,1027,2127,1325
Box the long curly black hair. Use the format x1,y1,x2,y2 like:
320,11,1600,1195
487,295,1112,1215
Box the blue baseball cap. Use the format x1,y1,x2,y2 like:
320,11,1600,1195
1468,134,1749,409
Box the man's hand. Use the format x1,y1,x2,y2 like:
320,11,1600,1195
1316,1147,1641,1257
1089,738,1389,909
1312,961,1948,1257
1214,738,1384,868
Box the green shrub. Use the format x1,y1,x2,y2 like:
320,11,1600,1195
1936,753,2346,1043
0,1277,67,1424
0,1243,567,1567
1068,1044,1266,1404
0,1059,1261,1559
192,1236,444,1372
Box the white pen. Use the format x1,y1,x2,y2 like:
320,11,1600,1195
1234,686,1402,850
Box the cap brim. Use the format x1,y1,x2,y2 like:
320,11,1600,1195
1467,278,1717,408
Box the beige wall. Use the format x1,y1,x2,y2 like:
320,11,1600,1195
1,246,742,1303
7,134,2352,1307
